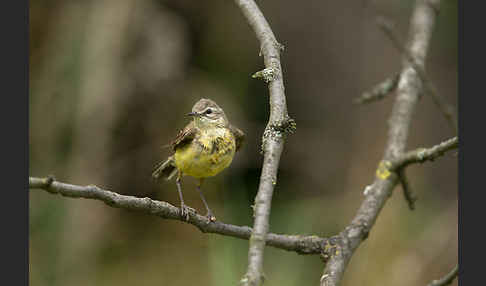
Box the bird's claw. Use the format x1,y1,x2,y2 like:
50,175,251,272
180,203,196,221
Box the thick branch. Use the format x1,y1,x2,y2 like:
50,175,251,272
29,177,326,254
234,1,290,285
320,1,442,285
427,264,459,286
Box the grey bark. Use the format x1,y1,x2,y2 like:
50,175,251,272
29,177,325,254
234,1,291,285
320,1,442,285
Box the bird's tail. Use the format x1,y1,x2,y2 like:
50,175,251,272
152,156,178,181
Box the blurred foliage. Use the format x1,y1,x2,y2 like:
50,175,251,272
29,0,457,285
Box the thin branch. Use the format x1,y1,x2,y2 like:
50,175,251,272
29,133,457,280
390,136,458,170
354,73,400,104
397,169,417,210
234,1,292,285
427,264,459,286
320,1,442,285
29,177,327,254
376,14,458,134
393,137,457,210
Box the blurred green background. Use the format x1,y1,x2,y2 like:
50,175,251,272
29,0,458,285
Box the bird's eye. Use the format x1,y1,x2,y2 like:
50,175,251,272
205,109,213,114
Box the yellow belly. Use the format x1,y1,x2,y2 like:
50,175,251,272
174,128,236,178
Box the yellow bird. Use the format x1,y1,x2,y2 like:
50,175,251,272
152,98,245,222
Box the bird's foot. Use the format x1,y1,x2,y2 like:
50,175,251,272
180,203,196,221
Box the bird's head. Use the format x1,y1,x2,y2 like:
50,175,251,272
188,98,228,128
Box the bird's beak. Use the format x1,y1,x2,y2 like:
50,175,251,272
187,112,199,117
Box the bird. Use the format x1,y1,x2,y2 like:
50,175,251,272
152,98,245,222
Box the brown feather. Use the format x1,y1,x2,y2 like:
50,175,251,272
229,124,245,152
152,156,177,180
170,121,199,151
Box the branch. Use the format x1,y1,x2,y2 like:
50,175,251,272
234,1,292,285
427,264,459,286
376,13,458,134
320,1,443,285
390,136,458,170
397,169,417,210
29,177,327,254
393,136,457,210
354,73,400,104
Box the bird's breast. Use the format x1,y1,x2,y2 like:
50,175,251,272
174,127,236,178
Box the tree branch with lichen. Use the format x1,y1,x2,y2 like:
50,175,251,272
29,132,457,284
29,134,456,286
320,1,445,285
29,176,327,254
233,0,292,285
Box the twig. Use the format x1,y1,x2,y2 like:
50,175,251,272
29,177,327,254
234,1,291,285
427,264,459,286
380,137,457,210
320,1,442,285
376,14,458,134
390,136,458,169
393,137,457,210
354,73,400,104
397,169,417,210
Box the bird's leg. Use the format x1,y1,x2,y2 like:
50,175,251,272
176,172,194,221
196,178,216,222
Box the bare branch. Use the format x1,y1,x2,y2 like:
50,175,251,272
320,1,443,285
29,176,327,254
234,0,291,285
376,14,458,134
392,137,457,210
389,137,457,211
390,136,458,170
427,264,459,286
397,169,417,210
354,73,400,104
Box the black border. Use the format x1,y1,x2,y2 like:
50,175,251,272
459,0,482,285
458,3,462,286
1,0,29,284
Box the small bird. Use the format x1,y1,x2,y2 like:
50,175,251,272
152,98,245,222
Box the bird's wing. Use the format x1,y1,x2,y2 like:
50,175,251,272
229,124,245,152
171,121,198,151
